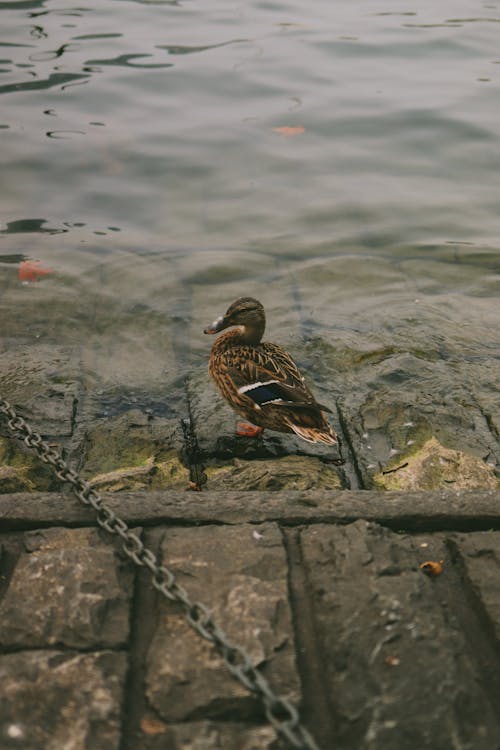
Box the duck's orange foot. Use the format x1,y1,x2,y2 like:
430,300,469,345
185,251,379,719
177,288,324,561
236,421,264,438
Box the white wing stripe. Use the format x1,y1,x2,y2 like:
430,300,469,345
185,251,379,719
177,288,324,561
238,380,280,394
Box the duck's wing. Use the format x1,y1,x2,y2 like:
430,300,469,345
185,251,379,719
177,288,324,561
225,342,331,413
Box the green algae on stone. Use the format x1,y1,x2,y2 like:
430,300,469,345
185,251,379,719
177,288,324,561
81,410,188,491
206,455,342,491
0,437,58,493
87,451,188,493
0,464,36,493
151,452,189,490
88,459,155,492
374,437,498,491
82,411,159,477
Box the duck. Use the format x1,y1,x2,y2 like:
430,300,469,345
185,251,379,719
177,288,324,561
204,297,337,444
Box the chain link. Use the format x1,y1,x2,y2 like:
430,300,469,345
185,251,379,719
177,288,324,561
0,397,320,750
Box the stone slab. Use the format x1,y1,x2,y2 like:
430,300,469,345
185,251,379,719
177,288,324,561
0,344,82,490
300,520,500,749
0,344,81,438
0,488,499,530
291,253,500,489
0,649,126,750
145,523,299,722
0,526,135,649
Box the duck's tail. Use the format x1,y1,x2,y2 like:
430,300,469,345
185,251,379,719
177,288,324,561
286,420,337,445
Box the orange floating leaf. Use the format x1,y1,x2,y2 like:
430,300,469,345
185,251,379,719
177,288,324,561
272,126,305,137
19,259,53,283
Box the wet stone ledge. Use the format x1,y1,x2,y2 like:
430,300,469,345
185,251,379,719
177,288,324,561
1,357,498,495
1,487,500,531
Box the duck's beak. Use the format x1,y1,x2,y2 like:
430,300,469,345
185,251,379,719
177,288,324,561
203,314,227,335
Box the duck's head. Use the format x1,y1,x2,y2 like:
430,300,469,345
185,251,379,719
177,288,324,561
204,297,265,342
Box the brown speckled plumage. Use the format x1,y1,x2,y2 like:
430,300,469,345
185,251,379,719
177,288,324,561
204,297,337,444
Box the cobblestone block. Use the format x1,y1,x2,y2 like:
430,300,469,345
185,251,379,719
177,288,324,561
0,649,126,750
451,531,500,644
0,527,134,649
300,520,500,749
145,523,299,721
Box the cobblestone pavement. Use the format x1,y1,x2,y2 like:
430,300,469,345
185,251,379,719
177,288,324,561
1,488,500,750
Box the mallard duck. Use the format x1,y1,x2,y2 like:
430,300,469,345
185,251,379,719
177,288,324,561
204,297,337,444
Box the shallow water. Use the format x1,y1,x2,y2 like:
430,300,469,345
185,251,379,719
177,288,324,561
0,0,499,464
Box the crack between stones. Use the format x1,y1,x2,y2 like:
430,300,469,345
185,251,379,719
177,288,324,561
336,399,365,489
281,527,338,750
118,528,163,750
180,380,207,490
444,536,500,721
0,539,23,607
474,398,500,467
0,643,128,655
483,409,499,441
69,394,78,439
4,514,500,535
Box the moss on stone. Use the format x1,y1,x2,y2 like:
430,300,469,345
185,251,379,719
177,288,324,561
50,405,185,490
88,459,155,492
151,452,190,490
0,465,36,493
0,438,58,492
82,412,157,477
205,455,342,491
374,437,498,491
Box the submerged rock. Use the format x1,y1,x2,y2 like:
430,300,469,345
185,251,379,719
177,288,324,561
206,455,342,491
82,409,187,490
88,453,189,492
374,437,498,491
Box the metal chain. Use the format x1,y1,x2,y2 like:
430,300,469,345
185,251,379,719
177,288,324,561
0,397,320,750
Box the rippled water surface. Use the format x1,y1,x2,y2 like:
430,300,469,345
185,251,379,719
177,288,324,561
1,0,499,441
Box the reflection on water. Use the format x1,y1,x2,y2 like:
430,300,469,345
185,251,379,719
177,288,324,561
158,39,249,55
0,218,67,234
0,73,89,94
85,53,173,68
0,0,499,466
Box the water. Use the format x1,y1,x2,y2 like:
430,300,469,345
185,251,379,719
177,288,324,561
0,0,499,469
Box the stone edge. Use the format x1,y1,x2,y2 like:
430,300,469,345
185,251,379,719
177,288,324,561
0,488,499,531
